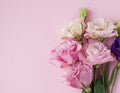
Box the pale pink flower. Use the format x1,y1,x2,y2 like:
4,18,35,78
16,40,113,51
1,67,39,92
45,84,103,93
85,18,117,39
63,62,93,89
50,39,82,68
61,17,86,38
81,42,115,65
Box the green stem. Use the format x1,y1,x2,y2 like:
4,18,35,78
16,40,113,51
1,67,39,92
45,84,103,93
105,63,110,93
106,65,116,87
102,65,105,86
94,67,98,84
110,67,119,93
105,63,110,83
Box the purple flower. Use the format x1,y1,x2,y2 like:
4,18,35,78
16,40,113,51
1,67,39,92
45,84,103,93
111,37,120,60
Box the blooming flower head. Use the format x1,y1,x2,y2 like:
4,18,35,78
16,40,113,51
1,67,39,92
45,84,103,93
61,17,86,40
63,62,93,89
111,37,120,60
81,42,115,65
50,39,82,68
85,18,117,39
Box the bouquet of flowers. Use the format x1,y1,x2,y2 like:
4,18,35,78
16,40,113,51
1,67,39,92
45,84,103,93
50,8,120,93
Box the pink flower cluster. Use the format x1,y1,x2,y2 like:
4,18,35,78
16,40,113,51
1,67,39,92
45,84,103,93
50,8,118,92
50,38,115,89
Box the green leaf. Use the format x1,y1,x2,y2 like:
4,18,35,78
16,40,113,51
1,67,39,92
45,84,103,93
94,79,106,93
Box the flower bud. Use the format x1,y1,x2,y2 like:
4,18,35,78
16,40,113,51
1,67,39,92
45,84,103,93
80,8,88,19
116,20,120,37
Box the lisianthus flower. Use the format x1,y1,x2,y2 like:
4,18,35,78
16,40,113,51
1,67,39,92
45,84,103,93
84,18,117,40
62,61,93,89
81,42,115,65
111,37,120,60
50,39,82,68
61,17,86,40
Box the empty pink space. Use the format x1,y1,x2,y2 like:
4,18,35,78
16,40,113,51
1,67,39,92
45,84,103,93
0,0,120,93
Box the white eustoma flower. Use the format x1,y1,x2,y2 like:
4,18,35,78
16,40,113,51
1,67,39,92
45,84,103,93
84,18,118,39
61,17,86,39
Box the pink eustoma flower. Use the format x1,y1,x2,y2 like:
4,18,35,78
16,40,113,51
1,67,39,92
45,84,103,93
84,18,117,39
81,42,115,65
63,62,93,89
50,39,82,68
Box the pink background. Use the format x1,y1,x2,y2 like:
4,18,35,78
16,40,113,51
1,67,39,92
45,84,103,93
0,0,120,93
